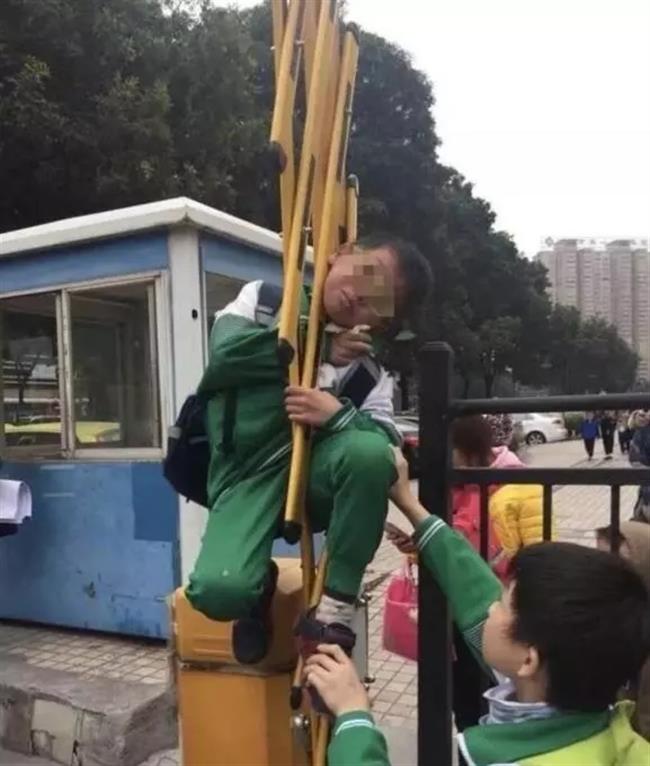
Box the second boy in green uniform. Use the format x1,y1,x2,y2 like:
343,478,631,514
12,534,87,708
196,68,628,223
306,452,650,766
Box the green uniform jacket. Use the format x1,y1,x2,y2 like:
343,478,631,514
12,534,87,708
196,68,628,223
197,281,400,504
327,516,650,766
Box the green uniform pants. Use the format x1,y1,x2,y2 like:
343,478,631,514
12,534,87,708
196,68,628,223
186,429,396,621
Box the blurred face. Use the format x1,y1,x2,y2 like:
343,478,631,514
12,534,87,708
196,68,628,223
322,245,405,329
482,583,540,681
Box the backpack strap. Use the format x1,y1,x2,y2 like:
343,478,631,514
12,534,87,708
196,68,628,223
255,282,284,327
339,357,381,409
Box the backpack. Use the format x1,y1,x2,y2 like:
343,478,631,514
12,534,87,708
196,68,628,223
163,393,211,507
163,281,381,507
163,283,285,507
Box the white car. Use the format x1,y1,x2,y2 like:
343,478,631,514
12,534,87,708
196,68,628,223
513,413,568,446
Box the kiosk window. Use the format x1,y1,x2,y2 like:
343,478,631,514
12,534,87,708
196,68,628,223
0,279,162,458
69,282,161,450
1,293,62,453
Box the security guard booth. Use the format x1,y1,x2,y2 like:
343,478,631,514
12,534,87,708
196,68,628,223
0,196,296,638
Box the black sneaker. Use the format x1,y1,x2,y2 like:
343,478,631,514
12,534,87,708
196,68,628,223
232,560,279,665
295,611,356,715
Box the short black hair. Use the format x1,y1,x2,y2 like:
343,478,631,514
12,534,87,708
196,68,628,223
356,234,433,323
508,542,650,712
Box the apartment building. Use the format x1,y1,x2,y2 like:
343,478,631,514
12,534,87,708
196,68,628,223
536,238,650,380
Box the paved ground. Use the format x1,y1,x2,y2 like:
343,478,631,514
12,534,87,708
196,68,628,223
0,439,639,766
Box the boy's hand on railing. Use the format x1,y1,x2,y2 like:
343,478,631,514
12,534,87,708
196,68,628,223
389,447,410,502
389,447,417,511
304,644,370,716
389,447,430,528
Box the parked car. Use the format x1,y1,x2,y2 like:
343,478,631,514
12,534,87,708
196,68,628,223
513,413,568,446
395,414,419,476
5,421,121,447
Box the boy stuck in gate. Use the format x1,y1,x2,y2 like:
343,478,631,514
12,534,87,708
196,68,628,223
307,452,650,766
185,236,432,665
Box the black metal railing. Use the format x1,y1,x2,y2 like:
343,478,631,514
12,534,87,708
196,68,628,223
417,342,650,766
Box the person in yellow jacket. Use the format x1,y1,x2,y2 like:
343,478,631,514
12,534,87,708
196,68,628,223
483,413,548,568
489,483,547,561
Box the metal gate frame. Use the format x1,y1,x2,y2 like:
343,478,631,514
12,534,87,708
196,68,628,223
417,342,650,765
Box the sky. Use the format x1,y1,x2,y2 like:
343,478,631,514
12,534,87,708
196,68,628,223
215,0,650,257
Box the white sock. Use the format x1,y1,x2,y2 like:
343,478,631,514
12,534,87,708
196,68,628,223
315,594,355,628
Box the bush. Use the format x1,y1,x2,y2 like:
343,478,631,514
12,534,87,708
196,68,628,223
563,412,583,438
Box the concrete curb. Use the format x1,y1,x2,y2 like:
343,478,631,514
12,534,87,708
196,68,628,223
0,660,177,766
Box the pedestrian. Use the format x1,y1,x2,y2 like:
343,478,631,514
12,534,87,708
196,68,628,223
618,411,632,454
483,413,514,450
629,410,650,524
448,414,528,581
580,412,599,460
600,410,616,460
629,408,649,438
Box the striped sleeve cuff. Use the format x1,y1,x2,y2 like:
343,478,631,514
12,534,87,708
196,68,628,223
414,515,447,551
333,710,377,738
323,400,358,432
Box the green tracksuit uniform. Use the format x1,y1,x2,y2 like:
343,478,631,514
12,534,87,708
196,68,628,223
185,281,399,620
326,516,650,766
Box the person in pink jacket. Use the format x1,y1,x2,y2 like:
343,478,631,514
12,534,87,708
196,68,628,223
387,415,524,569
450,414,523,576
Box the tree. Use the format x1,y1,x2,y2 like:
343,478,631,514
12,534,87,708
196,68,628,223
1,0,174,227
0,0,270,229
477,316,521,398
544,306,638,394
6,0,616,398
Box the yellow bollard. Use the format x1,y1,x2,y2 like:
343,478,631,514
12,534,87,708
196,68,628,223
173,559,310,766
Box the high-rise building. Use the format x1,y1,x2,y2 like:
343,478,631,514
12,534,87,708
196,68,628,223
536,238,650,381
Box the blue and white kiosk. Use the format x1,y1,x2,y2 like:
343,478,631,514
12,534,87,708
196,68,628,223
0,197,293,638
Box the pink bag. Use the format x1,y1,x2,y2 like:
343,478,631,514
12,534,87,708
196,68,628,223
382,560,418,661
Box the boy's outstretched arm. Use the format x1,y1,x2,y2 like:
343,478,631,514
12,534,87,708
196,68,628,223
305,645,390,766
390,451,501,660
199,281,284,391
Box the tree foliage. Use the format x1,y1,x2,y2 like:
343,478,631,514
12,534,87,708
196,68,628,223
543,306,638,394
0,0,639,394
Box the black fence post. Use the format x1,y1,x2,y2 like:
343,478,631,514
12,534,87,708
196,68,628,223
418,342,453,766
